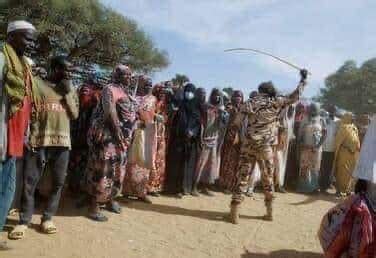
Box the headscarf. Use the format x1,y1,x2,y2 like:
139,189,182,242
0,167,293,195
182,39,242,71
111,64,131,84
183,83,196,101
231,90,244,107
195,87,207,106
340,113,353,125
209,88,222,106
136,75,152,97
152,83,167,106
308,103,320,118
152,83,164,97
182,83,197,112
333,112,360,163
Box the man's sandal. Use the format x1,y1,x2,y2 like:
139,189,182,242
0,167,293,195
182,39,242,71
41,221,57,234
8,225,28,240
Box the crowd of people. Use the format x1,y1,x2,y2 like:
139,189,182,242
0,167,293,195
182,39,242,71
0,20,374,256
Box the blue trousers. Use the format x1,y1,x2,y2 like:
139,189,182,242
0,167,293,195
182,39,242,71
0,158,16,231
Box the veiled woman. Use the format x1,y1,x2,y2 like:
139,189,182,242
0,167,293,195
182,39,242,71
86,65,136,222
333,113,360,196
165,83,201,196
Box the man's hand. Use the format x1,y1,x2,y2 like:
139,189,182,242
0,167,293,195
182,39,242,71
59,79,72,95
300,69,308,82
186,130,194,139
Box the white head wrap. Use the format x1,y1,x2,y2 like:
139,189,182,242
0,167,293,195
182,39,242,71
7,20,36,34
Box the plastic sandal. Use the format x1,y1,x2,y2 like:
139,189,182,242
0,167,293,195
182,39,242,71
41,221,57,234
8,225,28,240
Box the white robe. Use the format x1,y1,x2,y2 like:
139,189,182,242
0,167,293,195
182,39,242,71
276,106,296,186
353,115,376,184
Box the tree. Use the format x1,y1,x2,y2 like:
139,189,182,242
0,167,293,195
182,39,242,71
0,0,169,77
316,59,376,114
171,74,189,87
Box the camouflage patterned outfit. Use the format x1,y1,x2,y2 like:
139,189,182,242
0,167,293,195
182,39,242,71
232,82,305,205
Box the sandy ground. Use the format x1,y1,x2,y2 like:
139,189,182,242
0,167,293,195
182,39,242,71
2,191,338,258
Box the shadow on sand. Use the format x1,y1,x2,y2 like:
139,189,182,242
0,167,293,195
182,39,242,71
290,192,339,206
9,194,266,223
119,199,265,223
241,249,323,258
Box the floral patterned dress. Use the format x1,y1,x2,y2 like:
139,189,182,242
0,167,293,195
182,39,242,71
148,97,168,193
123,94,158,198
85,84,136,203
218,104,241,191
318,192,375,258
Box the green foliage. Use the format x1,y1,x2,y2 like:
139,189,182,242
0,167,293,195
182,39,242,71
171,73,189,87
317,59,376,114
0,0,169,74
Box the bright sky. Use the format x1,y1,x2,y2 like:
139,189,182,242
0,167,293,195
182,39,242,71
100,0,376,97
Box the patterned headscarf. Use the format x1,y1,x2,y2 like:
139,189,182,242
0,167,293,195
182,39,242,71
341,113,353,125
152,83,164,98
111,64,132,83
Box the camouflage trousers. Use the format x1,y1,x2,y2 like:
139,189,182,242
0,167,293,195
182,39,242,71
232,144,275,203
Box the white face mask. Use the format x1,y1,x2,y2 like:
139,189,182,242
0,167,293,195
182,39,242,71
185,92,194,100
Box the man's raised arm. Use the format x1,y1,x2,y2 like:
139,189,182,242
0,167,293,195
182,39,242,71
284,69,308,106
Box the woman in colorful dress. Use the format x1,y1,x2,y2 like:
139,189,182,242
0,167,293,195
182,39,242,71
68,73,102,196
86,65,136,222
147,84,168,195
296,103,326,193
218,90,244,193
194,88,228,196
285,103,306,189
333,113,361,196
122,77,158,203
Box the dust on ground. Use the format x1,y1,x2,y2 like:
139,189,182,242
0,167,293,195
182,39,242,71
2,191,336,258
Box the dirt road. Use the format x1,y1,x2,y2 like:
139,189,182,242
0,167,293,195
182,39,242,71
2,191,336,258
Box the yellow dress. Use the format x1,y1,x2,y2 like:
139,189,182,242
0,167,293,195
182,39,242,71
333,114,360,194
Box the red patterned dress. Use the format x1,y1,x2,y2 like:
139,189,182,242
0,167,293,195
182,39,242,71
218,104,242,191
318,193,375,258
148,90,168,193
86,84,136,203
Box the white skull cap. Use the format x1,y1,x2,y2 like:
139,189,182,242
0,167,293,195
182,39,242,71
7,20,36,34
